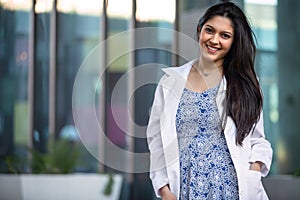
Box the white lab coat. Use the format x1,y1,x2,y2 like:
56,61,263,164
147,59,273,200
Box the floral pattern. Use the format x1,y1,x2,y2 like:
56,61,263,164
176,85,239,200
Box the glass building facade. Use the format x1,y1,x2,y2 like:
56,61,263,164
0,0,299,199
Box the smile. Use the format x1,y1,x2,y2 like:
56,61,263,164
206,45,220,53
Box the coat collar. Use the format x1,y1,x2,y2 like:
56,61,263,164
161,58,227,93
161,59,195,80
160,59,228,127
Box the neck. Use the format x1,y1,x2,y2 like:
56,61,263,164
193,59,223,76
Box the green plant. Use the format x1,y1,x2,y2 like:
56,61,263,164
103,173,114,196
3,137,115,196
294,167,300,176
28,138,81,174
4,155,26,174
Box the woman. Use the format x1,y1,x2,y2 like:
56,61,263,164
147,2,273,200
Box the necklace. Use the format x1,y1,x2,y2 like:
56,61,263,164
194,64,222,77
201,67,221,76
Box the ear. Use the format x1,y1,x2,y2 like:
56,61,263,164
197,25,201,33
197,25,201,40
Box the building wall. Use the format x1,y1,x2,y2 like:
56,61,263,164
0,0,299,199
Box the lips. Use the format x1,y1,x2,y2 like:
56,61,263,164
206,45,220,53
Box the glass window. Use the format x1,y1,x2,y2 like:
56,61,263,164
32,0,52,154
0,0,32,172
56,0,103,172
244,0,279,174
276,0,300,174
134,0,176,199
105,0,132,172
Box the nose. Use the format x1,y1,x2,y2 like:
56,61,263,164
210,34,219,44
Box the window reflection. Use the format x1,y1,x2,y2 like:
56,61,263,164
134,0,176,199
0,0,31,10
105,0,132,171
136,0,175,22
106,0,132,18
245,1,277,50
35,0,53,13
0,0,31,172
245,0,277,5
245,0,278,174
56,0,102,172
2,0,300,198
33,4,50,153
57,0,102,16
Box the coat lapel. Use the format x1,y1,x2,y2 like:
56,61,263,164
158,68,188,165
158,63,192,197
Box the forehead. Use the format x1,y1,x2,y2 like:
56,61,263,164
204,16,234,32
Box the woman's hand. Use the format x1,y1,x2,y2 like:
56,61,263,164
159,185,177,200
249,161,263,172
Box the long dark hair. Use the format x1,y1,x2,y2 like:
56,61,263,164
197,2,263,145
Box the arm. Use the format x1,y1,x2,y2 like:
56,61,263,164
249,161,263,172
147,79,169,197
159,185,177,200
249,112,273,176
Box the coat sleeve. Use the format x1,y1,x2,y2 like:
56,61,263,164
146,77,169,197
249,111,273,177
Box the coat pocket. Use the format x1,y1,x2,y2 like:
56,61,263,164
247,170,269,200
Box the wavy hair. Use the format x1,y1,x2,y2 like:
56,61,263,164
197,2,263,145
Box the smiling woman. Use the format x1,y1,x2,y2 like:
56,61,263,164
2,0,299,199
197,16,234,72
147,2,273,200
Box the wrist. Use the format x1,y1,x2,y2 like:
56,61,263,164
250,161,262,172
159,185,170,197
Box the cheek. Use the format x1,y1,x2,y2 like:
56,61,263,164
198,33,207,46
224,40,234,51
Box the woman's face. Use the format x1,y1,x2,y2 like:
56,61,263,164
199,16,234,66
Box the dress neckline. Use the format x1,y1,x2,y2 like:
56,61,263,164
184,84,220,95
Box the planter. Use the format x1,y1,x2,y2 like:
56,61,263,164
0,173,123,200
262,175,300,200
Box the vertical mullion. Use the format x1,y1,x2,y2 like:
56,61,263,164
98,0,107,172
28,0,35,150
173,0,179,66
49,0,57,137
126,0,136,182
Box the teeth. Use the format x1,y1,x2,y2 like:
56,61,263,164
207,46,218,51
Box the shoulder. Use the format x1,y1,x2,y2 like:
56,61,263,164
161,59,196,77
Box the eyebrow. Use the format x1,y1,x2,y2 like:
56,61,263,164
204,24,233,35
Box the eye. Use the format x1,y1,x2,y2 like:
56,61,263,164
204,27,213,34
221,33,231,39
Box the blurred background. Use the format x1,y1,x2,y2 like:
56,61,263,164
0,0,299,199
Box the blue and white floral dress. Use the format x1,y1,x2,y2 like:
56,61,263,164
176,85,239,200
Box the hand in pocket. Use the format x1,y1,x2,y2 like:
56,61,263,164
247,170,268,200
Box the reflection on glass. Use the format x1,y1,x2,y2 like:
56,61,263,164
245,1,277,50
134,0,176,199
0,0,31,172
56,0,102,172
33,3,51,153
245,0,278,173
136,0,175,22
105,0,132,172
0,0,31,10
57,0,103,16
106,0,132,18
35,0,53,13
245,0,277,5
